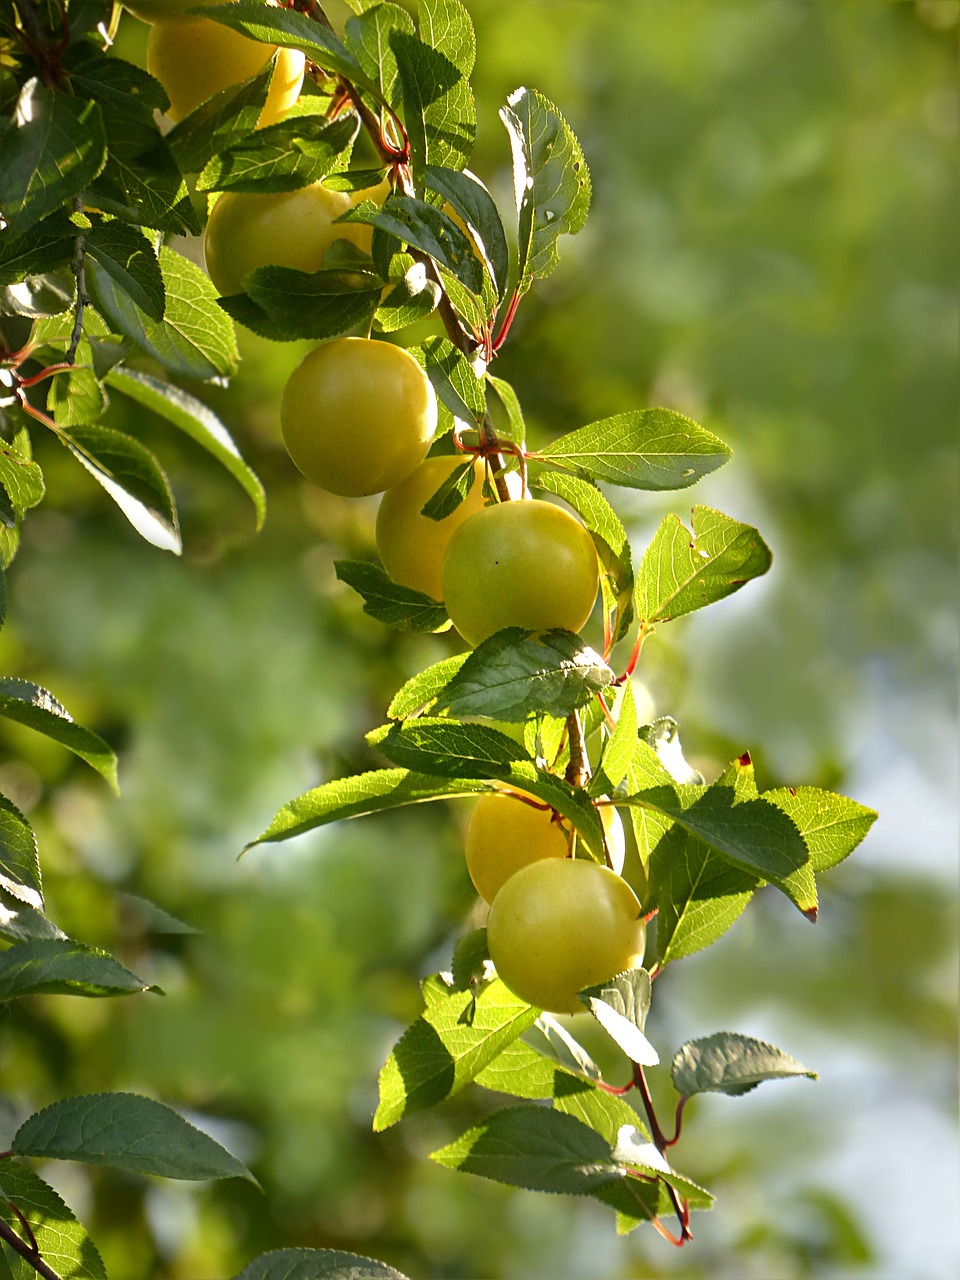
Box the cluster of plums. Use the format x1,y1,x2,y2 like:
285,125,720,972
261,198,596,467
131,0,646,1015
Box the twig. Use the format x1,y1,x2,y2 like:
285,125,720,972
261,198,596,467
0,1217,63,1280
633,1063,692,1243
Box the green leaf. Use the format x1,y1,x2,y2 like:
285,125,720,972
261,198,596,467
638,717,704,785
84,217,165,322
222,266,381,342
391,30,475,175
165,60,273,175
0,81,107,235
671,1032,818,1097
48,367,107,429
0,1161,107,1280
590,683,639,798
345,2,415,107
450,928,490,991
334,559,449,632
0,217,74,288
351,196,482,295
0,794,42,911
374,977,538,1129
197,113,360,194
419,0,476,78
579,970,658,1066
420,458,475,520
374,267,441,333
0,940,152,1000
0,447,44,516
232,1251,410,1280
59,423,181,555
540,408,731,491
0,678,118,790
246,767,489,849
387,653,469,718
496,764,607,861
64,44,168,118
12,1093,256,1183
416,335,485,424
649,824,756,964
105,368,265,529
0,891,66,946
637,505,772,625
434,628,614,723
1,269,74,320
486,374,526,446
763,786,877,873
90,245,238,380
534,469,635,642
204,2,372,88
431,1105,622,1196
368,717,532,777
87,138,200,236
499,87,590,295
423,164,510,297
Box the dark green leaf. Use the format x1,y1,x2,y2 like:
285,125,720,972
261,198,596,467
374,977,538,1129
450,928,490,991
637,505,772,624
89,245,238,380
368,717,531,777
0,939,153,1000
334,559,449,632
349,195,482,294
197,113,360,193
420,458,475,520
345,2,415,106
0,1161,107,1280
228,265,382,342
0,217,74,287
232,1249,410,1280
0,81,107,235
1,269,74,318
87,140,200,236
417,335,485,423
672,1032,817,1097
392,29,475,174
423,164,510,296
204,2,371,87
435,628,614,723
63,44,168,118
499,87,590,295
0,793,41,910
165,60,273,174
431,1105,622,1195
540,408,731,491
13,1093,256,1183
106,368,265,529
59,423,181,554
246,767,490,850
0,678,118,789
84,218,165,322
0,889,65,946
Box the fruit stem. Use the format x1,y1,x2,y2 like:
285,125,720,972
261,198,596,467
633,1062,693,1243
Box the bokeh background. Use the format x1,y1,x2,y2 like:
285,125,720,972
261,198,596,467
0,1,956,1277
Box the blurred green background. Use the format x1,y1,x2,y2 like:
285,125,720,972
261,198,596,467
1,1,956,1277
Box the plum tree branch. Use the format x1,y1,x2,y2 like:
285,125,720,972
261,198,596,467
0,1217,63,1280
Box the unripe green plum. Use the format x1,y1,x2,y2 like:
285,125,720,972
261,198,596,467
147,14,304,125
487,858,646,1014
203,179,388,297
441,499,600,647
280,338,437,497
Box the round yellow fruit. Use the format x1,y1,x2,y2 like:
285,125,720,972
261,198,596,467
440,499,600,647
465,792,625,904
146,15,304,125
376,456,515,601
203,180,387,297
487,858,646,1014
280,338,437,497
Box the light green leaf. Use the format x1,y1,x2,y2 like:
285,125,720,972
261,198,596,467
387,653,469,718
232,1251,410,1280
499,87,590,295
540,409,731,491
0,794,42,911
418,0,476,77
374,977,538,1129
0,1161,107,1280
649,825,756,965
431,1105,622,1195
486,374,525,446
434,628,614,723
763,785,877,873
0,678,118,790
416,335,485,424
106,368,265,529
590,683,639,797
0,81,107,235
0,445,44,515
638,717,704,785
345,2,414,106
391,28,475,174
0,939,153,1000
334,559,449,632
59,423,181,555
672,1032,818,1097
12,1093,256,1183
48,367,107,429
89,246,238,381
637,505,772,624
